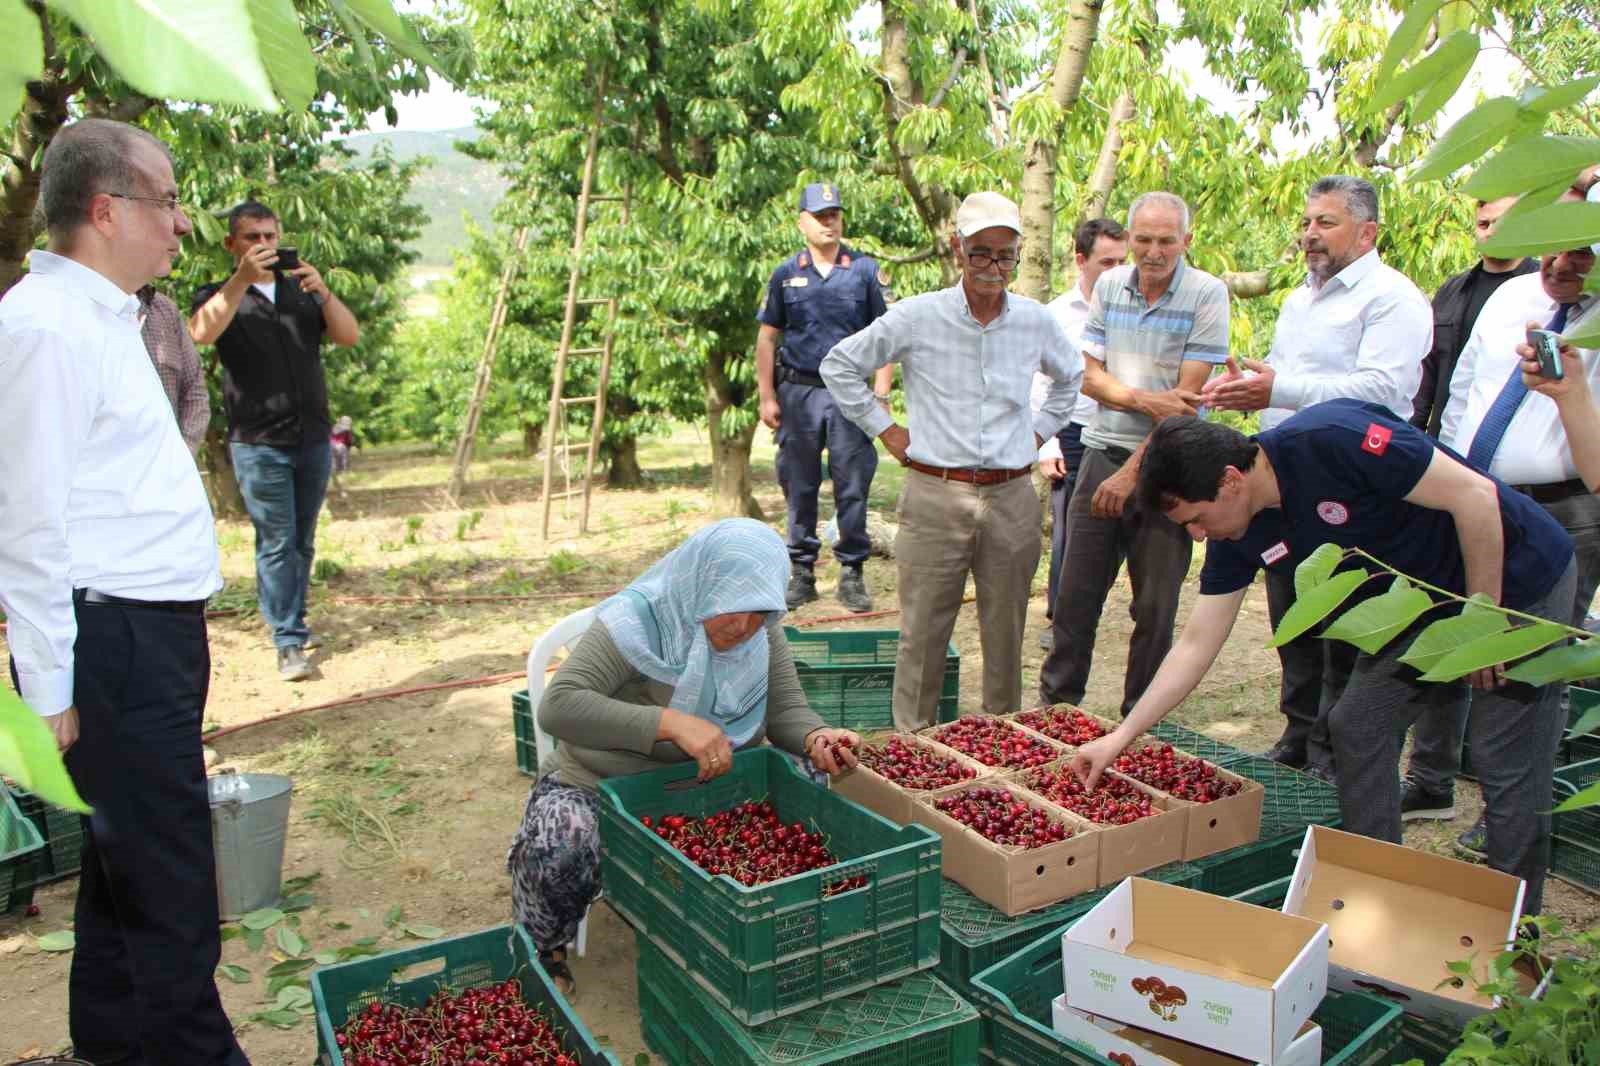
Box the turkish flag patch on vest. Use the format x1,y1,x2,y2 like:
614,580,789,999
1361,422,1392,456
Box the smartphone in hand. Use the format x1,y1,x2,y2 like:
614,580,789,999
1528,328,1564,380
275,246,301,272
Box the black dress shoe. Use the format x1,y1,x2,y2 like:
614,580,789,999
1263,740,1307,769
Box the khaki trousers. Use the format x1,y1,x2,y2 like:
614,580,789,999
892,468,1042,730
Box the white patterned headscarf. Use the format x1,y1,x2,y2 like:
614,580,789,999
596,518,790,745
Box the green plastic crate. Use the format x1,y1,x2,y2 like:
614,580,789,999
598,747,943,1025
309,924,617,1066
1551,758,1600,892
636,931,978,1066
937,862,1201,998
1150,721,1253,767
12,787,85,888
969,921,1406,1066
1191,756,1343,897
1388,1012,1463,1066
1,785,46,914
512,689,539,777
1231,875,1293,907
785,627,959,729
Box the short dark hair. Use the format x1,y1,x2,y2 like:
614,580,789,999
41,119,171,241
1138,417,1260,513
1308,175,1379,225
228,200,278,236
1074,217,1127,258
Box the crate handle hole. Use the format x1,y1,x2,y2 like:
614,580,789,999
1330,898,1345,911
1459,935,1474,948
1208,818,1218,828
393,957,446,983
1448,977,1465,989
1037,864,1047,875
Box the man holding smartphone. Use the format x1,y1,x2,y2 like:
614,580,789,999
190,201,360,681
1437,179,1598,854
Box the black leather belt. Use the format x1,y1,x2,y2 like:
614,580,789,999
1510,478,1591,505
74,588,207,613
777,364,828,388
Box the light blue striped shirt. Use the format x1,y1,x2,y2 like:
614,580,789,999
821,283,1082,469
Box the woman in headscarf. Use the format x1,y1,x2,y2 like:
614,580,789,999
508,518,860,994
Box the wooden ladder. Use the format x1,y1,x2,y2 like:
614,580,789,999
540,81,627,539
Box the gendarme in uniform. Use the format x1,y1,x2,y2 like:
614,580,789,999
756,182,890,612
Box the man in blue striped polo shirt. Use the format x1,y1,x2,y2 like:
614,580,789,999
1040,191,1231,716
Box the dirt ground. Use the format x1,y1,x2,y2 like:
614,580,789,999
3,426,1596,1065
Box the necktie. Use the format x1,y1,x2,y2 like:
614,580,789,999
1465,303,1573,471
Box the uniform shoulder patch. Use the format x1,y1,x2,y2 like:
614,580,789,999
1361,422,1392,456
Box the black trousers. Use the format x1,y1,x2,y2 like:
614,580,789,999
1264,568,1356,774
63,601,248,1066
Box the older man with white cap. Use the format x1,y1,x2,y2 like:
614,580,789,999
822,190,1082,729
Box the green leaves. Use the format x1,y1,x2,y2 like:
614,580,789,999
218,963,252,984
46,0,279,111
1418,622,1569,682
244,0,317,109
275,925,307,957
403,922,444,940
1554,780,1600,814
1270,570,1370,648
1320,577,1434,655
1519,76,1600,117
240,907,285,931
1479,202,1600,259
1294,544,1344,599
1503,641,1600,686
1399,599,1509,674
336,0,438,74
1371,30,1478,125
1462,137,1600,202
1411,97,1521,184
0,0,43,129
1373,0,1444,85
35,930,75,952
0,688,90,813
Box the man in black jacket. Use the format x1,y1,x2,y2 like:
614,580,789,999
1410,196,1536,437
190,201,360,681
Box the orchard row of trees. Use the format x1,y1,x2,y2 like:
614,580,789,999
393,0,1597,518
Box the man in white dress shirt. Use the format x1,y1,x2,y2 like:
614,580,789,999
821,191,1082,729
1430,193,1597,855
0,120,247,1065
1205,175,1432,778
1032,218,1129,651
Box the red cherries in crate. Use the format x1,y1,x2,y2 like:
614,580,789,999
929,716,1057,769
857,736,977,790
1014,707,1108,746
638,799,866,894
1024,766,1156,825
334,979,579,1066
1113,743,1242,802
931,787,1071,848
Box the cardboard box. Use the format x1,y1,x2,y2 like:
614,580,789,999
911,781,1099,916
1008,704,1123,748
919,715,1069,771
1062,878,1329,1063
1283,825,1528,1028
1013,759,1188,883
1116,738,1265,861
832,733,992,825
1051,993,1322,1066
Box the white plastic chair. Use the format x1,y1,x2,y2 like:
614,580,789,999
525,604,598,957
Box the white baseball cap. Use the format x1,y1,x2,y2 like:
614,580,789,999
955,191,1022,238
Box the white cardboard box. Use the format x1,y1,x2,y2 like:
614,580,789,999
1051,993,1323,1066
1283,825,1527,1028
1061,878,1329,1063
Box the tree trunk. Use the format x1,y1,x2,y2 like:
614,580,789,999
608,434,644,488
1,8,76,294
200,426,245,518
879,0,959,284
522,418,543,457
1083,91,1134,220
703,352,762,519
1016,0,1105,303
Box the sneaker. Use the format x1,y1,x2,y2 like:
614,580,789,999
1400,780,1456,822
785,567,818,610
1455,813,1488,858
1263,740,1307,769
837,566,873,614
302,628,323,651
277,645,313,682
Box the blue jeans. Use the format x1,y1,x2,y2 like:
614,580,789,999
230,440,331,649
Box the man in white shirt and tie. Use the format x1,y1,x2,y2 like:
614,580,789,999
1431,187,1597,856
0,120,247,1065
821,191,1082,729
1205,175,1432,779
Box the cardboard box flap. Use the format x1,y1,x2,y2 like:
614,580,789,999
1287,826,1524,1012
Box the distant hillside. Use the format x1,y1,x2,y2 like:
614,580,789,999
340,126,507,270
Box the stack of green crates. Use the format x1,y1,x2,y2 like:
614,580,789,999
12,787,85,888
0,785,48,914
597,748,943,1025
785,627,960,729
1552,757,1600,892
968,920,1406,1066
1190,754,1344,896
309,925,618,1066
936,862,1200,1002
637,932,978,1066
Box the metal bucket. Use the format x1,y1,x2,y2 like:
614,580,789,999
208,771,293,920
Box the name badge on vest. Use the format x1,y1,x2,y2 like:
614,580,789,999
1261,541,1290,566
786,277,809,288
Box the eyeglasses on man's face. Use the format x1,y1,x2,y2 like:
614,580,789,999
109,192,183,214
965,251,1019,271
